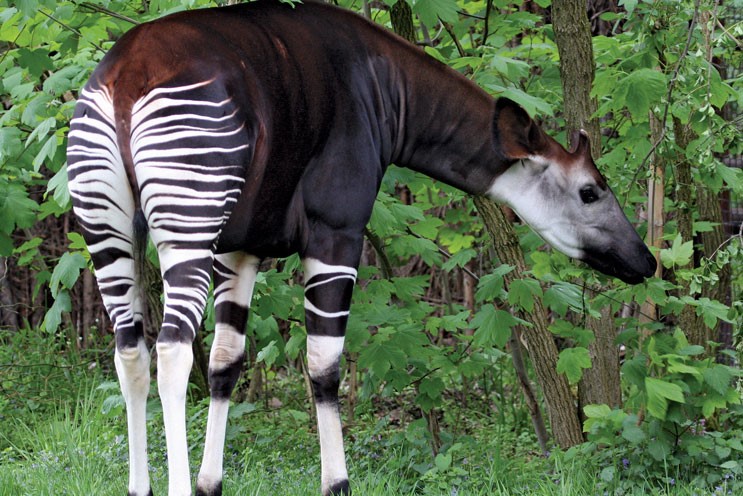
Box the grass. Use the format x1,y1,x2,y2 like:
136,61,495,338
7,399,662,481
0,331,738,495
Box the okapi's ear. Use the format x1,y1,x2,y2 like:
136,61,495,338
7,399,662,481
569,129,592,158
493,97,549,159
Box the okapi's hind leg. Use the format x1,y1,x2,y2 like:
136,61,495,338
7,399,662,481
196,252,259,496
302,255,359,496
67,86,152,496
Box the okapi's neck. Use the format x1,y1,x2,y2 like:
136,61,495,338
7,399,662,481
389,48,507,195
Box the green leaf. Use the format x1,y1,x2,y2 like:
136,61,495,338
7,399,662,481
284,326,306,360
43,289,71,333
616,69,666,120
583,403,611,419
434,452,452,472
441,247,476,271
49,252,87,296
413,0,459,27
621,422,646,443
0,183,38,233
507,278,542,313
17,47,55,79
474,264,513,302
599,466,615,483
703,365,733,396
47,164,71,209
645,377,685,420
472,305,518,348
418,377,445,400
256,340,280,368
486,85,554,117
409,216,443,240
556,347,591,384
694,297,732,328
358,339,407,379
660,233,693,268
619,0,638,15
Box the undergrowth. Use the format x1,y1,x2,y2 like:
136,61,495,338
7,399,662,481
1,329,740,495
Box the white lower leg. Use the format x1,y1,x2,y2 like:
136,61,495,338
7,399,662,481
307,335,348,492
157,341,194,496
316,402,349,491
115,339,151,496
197,398,230,490
197,326,246,490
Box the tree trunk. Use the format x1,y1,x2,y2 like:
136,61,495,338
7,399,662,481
474,196,584,448
579,301,621,411
391,0,416,44
509,327,550,453
673,117,705,341
552,0,600,153
0,257,20,330
554,0,622,413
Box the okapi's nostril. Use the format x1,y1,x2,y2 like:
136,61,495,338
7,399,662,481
644,250,658,275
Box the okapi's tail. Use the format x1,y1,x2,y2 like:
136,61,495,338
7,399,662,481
112,81,149,317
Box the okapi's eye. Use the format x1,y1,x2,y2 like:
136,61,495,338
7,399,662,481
579,187,599,204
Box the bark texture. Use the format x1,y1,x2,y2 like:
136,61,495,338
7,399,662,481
554,0,621,411
474,196,584,448
552,0,601,154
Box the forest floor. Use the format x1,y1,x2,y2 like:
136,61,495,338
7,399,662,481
0,330,735,496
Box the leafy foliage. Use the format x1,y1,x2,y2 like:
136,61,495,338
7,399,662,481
0,0,740,494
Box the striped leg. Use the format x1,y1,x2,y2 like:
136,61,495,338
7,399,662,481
196,252,259,496
68,86,152,496
155,248,213,495
130,78,251,495
303,258,358,496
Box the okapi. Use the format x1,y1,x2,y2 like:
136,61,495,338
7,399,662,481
66,1,657,495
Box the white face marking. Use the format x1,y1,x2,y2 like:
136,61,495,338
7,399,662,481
487,156,626,261
488,157,584,259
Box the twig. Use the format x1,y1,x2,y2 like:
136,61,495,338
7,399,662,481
77,2,140,25
39,9,104,52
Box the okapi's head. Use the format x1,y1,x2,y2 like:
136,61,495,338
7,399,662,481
488,98,657,284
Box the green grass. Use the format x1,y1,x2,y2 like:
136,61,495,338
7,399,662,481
1,375,727,496
0,331,738,495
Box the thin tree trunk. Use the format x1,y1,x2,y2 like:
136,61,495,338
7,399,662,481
509,327,549,453
0,257,20,330
552,0,600,152
390,0,416,44
673,117,705,341
554,0,621,413
474,196,584,448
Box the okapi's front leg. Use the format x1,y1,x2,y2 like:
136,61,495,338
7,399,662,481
196,252,259,496
303,257,358,496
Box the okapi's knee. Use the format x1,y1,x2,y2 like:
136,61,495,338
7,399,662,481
208,321,247,399
208,351,245,399
306,335,345,403
114,333,150,395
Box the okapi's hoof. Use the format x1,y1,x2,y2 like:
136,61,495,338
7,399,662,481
127,490,153,496
326,480,350,495
195,480,223,496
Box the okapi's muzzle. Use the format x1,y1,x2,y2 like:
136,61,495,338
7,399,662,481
581,242,657,285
